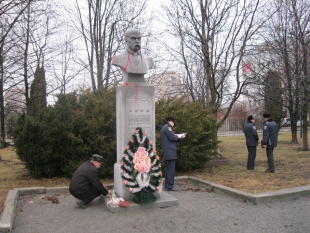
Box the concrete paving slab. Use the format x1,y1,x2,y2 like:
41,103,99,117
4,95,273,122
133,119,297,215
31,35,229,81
0,187,46,233
1,176,310,233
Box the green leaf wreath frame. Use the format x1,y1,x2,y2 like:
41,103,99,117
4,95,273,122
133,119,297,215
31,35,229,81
120,127,162,204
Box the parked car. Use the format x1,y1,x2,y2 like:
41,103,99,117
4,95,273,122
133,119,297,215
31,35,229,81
281,118,291,127
297,120,302,127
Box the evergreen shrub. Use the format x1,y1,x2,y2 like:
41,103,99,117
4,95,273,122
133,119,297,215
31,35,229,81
155,97,217,171
12,88,116,178
12,89,216,178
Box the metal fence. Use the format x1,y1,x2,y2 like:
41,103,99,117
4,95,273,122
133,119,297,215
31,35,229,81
218,118,264,132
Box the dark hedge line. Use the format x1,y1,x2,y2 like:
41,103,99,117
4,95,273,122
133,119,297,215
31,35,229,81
10,89,217,178
155,97,217,171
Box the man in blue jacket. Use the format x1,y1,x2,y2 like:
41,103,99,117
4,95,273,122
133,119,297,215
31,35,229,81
69,154,112,208
262,113,278,173
160,117,186,191
244,115,259,170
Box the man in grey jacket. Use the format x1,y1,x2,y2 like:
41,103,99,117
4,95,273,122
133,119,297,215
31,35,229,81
262,113,278,173
160,117,186,191
244,115,259,170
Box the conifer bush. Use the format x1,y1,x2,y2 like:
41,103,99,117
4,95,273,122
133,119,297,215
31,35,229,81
12,89,116,178
11,89,216,178
155,97,217,171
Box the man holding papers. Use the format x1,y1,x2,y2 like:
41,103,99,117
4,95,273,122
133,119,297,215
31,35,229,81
160,117,186,191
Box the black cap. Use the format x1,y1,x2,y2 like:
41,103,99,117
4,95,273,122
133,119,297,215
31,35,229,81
92,154,104,164
166,117,175,123
165,117,175,126
263,113,270,118
247,115,254,121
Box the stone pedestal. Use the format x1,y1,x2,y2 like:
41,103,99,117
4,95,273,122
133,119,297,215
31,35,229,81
114,78,161,201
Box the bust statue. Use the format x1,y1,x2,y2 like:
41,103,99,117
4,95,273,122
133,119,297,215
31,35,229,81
111,29,154,83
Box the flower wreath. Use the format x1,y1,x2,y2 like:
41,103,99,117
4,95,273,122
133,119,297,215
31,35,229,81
120,127,162,204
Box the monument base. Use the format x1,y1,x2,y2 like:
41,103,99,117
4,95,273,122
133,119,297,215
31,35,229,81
101,190,179,213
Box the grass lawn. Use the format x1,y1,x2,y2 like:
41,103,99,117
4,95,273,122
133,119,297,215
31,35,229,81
1,132,309,215
178,133,310,194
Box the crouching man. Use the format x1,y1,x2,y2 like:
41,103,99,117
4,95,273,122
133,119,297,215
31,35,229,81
69,154,112,209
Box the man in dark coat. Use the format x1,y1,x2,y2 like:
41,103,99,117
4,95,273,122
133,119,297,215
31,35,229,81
69,154,111,208
244,115,259,170
262,113,278,173
160,117,186,191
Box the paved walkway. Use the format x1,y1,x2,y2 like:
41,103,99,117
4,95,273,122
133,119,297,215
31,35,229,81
5,177,310,233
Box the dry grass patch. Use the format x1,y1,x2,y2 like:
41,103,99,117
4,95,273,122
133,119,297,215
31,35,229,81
179,133,310,194
0,147,112,215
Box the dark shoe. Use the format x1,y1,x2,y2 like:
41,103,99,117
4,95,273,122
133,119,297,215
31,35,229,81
265,169,274,173
76,200,87,209
166,187,178,191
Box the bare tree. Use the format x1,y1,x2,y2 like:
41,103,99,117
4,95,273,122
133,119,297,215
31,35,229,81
51,23,84,94
256,0,310,148
229,102,249,132
0,0,32,140
68,0,148,90
290,0,310,150
18,1,59,111
160,0,268,141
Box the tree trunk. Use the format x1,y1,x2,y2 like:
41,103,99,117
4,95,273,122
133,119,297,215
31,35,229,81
24,4,31,112
301,93,309,150
0,45,4,140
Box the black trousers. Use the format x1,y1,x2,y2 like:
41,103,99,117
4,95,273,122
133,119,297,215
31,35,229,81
69,187,101,205
266,147,275,172
164,159,176,189
247,146,257,170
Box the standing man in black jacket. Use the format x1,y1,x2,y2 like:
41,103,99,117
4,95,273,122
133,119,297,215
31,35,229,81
244,115,259,170
69,154,112,209
262,113,278,173
160,117,186,191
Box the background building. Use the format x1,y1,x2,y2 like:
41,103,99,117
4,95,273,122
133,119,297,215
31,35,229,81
148,71,183,101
